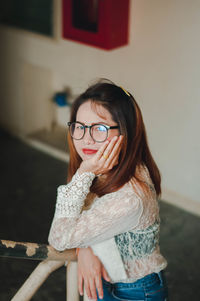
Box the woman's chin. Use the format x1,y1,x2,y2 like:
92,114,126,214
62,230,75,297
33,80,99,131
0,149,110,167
83,153,95,160
79,153,95,161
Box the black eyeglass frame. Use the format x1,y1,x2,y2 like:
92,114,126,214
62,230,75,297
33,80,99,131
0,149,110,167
67,121,120,142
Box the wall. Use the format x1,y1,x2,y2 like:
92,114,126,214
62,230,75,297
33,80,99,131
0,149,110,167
0,0,199,209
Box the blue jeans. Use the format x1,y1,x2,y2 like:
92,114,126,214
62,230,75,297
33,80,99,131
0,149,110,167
97,271,168,301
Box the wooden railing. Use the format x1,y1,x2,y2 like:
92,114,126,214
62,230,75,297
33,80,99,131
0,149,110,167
0,240,89,301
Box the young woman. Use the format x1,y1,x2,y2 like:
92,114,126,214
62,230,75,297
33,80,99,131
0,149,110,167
48,80,168,300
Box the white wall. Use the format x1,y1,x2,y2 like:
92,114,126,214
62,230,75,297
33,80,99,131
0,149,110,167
0,0,199,208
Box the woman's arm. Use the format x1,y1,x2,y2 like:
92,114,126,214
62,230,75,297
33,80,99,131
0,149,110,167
48,183,143,250
48,136,146,252
48,135,143,251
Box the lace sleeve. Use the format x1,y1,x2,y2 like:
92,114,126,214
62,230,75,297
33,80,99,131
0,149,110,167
53,170,96,218
48,181,143,251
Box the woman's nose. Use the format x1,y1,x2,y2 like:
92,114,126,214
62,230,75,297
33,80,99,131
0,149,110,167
83,129,95,145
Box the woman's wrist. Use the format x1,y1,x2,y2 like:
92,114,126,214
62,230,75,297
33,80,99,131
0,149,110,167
78,165,88,175
78,163,95,175
76,247,80,256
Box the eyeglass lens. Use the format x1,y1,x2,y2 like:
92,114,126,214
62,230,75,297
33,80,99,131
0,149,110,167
70,122,108,142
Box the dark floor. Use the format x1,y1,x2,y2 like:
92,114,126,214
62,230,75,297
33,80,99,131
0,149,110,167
0,129,200,301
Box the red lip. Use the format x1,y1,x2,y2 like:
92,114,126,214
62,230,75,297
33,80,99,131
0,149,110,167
82,148,98,155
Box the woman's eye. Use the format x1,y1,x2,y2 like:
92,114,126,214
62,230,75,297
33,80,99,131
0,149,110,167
96,125,107,132
76,125,84,130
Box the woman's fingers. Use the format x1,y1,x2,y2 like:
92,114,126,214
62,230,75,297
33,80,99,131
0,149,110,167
88,278,97,300
108,145,122,168
95,275,104,299
95,135,123,173
77,247,105,300
101,137,118,159
84,279,93,300
96,135,120,160
79,135,123,175
99,135,122,161
78,273,84,296
102,266,111,282
104,136,123,166
95,140,109,160
82,275,103,300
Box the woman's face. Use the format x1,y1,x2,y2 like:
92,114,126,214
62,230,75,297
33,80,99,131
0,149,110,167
73,100,120,161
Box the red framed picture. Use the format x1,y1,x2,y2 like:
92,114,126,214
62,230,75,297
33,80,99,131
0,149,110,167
62,0,130,50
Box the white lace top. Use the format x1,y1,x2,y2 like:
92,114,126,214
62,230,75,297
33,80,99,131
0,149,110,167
48,165,167,283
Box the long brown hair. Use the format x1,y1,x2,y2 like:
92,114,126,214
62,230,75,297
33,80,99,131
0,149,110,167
67,80,161,197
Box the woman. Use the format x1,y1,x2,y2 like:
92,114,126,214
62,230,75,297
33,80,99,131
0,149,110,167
48,80,168,300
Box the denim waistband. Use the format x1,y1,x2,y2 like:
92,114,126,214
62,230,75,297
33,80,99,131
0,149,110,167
103,271,165,289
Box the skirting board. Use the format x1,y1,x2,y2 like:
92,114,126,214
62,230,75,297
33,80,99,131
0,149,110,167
23,137,70,163
162,188,200,217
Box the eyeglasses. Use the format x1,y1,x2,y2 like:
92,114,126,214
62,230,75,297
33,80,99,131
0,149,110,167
68,121,119,143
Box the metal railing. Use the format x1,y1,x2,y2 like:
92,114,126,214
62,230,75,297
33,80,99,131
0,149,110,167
0,240,89,301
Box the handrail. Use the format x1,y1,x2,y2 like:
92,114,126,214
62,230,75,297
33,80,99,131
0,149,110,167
0,239,88,301
0,239,76,261
11,259,66,301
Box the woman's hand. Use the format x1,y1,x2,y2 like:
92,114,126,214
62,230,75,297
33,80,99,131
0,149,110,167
77,247,110,300
79,135,123,175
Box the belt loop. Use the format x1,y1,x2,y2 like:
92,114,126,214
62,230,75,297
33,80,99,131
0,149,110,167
157,271,163,286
